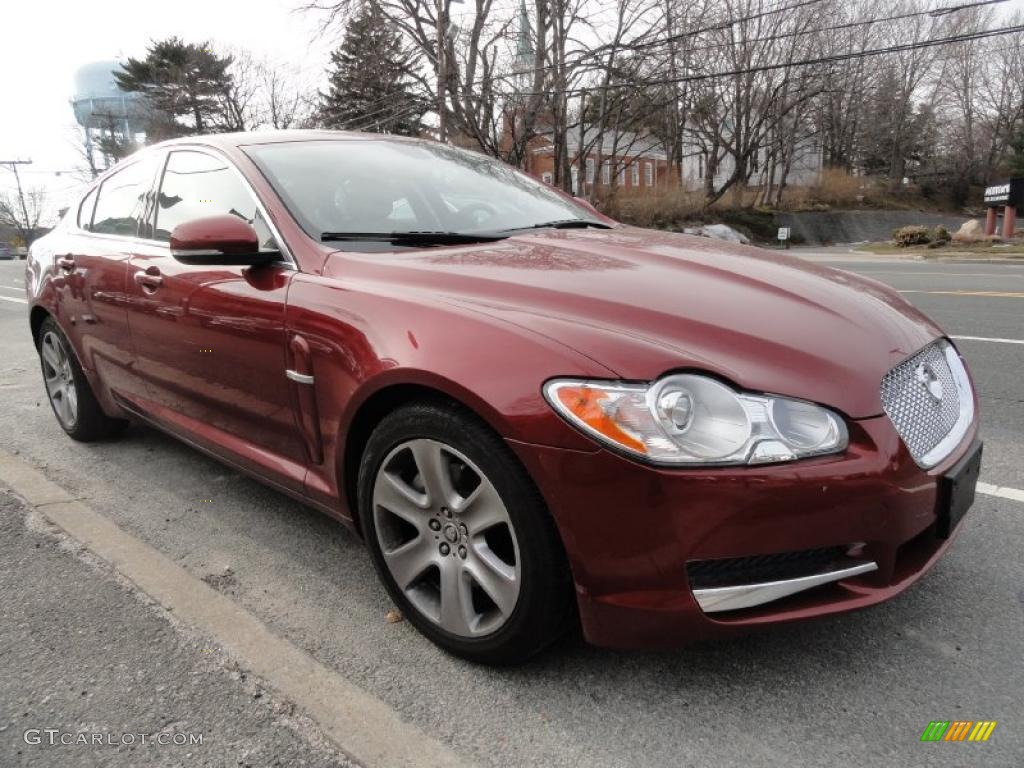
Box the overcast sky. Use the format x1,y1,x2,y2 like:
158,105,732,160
0,0,334,223
2,0,1023,225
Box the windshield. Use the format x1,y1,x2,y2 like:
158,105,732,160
243,139,595,244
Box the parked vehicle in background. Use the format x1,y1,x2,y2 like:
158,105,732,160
23,131,981,665
0,242,14,259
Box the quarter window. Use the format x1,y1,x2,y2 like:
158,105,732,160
155,150,276,248
91,158,158,237
78,187,98,229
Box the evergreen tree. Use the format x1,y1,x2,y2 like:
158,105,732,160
115,38,236,138
1007,126,1024,178
318,4,426,136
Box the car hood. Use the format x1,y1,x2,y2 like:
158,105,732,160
325,228,943,418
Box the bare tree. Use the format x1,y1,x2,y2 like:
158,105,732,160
259,60,310,129
0,187,47,249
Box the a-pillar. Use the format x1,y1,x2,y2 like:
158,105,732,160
985,206,998,235
1002,205,1017,239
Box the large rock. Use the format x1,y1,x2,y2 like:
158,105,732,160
957,219,982,236
682,224,750,244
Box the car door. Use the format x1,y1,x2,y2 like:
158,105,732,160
53,155,160,404
123,148,308,492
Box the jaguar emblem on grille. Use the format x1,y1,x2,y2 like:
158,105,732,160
914,362,944,403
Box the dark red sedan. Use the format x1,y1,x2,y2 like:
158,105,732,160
25,131,981,664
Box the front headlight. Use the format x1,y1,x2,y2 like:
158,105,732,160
543,374,848,466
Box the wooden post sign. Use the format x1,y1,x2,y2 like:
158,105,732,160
983,178,1022,239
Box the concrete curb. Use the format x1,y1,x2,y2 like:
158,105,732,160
0,449,473,768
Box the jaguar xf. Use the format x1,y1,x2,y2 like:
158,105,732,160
24,131,981,664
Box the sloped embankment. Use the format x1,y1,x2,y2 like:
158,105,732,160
774,210,970,245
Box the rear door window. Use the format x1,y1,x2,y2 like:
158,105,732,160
91,158,159,237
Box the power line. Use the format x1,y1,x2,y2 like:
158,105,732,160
306,0,1013,136
594,0,1007,58
589,0,831,58
660,0,1011,57
481,0,1011,90
509,22,1024,98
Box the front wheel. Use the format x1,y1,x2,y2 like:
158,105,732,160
358,401,575,665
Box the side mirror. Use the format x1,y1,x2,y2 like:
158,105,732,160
169,215,280,266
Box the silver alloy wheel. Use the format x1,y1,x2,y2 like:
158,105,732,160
372,438,521,638
40,331,78,429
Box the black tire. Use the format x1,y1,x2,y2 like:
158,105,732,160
358,400,575,665
37,317,127,442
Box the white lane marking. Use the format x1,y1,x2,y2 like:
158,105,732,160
1,285,24,293
951,335,1024,346
978,482,1024,504
856,271,1024,278
0,295,27,305
897,289,1024,298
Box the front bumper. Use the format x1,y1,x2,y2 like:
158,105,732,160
509,413,979,650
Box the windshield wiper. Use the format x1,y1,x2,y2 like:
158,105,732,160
500,218,613,233
321,230,507,245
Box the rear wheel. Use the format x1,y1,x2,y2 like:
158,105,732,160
37,318,127,442
358,401,575,665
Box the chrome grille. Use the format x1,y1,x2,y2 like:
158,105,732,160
880,341,973,467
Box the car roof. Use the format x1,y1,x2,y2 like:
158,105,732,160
152,129,419,151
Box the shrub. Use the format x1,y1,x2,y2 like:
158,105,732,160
933,226,951,243
892,225,931,246
717,208,779,242
949,177,970,208
600,189,702,229
809,168,865,206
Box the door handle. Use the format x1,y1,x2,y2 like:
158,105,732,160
133,268,163,290
56,256,75,271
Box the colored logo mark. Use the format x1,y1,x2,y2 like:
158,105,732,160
920,721,997,742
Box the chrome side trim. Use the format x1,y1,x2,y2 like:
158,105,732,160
693,560,878,614
171,248,222,258
286,369,315,385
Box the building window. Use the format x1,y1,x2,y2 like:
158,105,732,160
541,171,552,185
631,163,639,187
619,165,625,186
585,158,595,184
571,167,580,194
645,162,654,187
602,160,611,186
698,154,705,180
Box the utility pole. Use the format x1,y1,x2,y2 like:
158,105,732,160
0,159,35,247
577,89,587,197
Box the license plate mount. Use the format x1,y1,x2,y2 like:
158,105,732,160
936,441,982,539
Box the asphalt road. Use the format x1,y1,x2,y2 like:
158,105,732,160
1,252,1022,767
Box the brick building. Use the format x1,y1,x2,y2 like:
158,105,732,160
522,127,672,196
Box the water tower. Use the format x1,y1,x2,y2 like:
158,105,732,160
71,61,148,175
